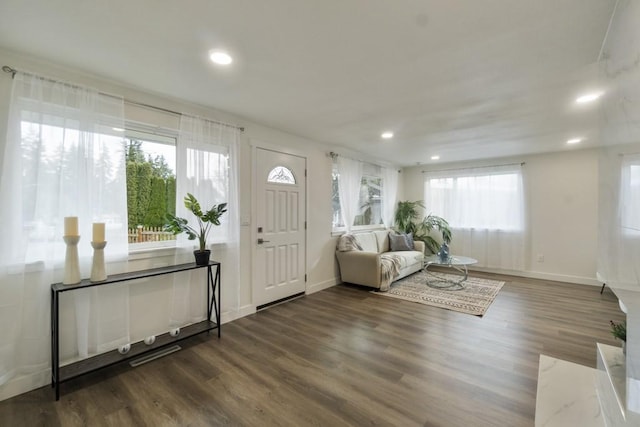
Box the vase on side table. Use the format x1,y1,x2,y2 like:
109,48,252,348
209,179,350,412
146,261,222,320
438,242,449,262
91,241,107,282
63,235,81,285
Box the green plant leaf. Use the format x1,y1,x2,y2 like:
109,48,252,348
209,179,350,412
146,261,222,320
394,200,453,253
203,203,228,225
184,193,203,217
166,195,227,250
394,200,425,233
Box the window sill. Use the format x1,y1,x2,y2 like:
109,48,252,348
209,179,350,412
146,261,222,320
128,242,227,261
331,225,387,236
128,245,178,261
10,242,229,273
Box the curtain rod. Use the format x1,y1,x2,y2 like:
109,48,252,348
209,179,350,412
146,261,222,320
422,161,525,174
2,65,245,132
328,151,401,172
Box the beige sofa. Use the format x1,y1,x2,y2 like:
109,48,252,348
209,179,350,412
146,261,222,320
336,229,425,291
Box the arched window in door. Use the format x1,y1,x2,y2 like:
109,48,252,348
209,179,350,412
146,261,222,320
267,165,296,184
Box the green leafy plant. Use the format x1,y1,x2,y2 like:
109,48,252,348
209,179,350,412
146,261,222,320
394,200,452,254
610,320,626,342
165,193,227,251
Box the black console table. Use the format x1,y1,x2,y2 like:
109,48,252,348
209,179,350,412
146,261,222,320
50,261,220,400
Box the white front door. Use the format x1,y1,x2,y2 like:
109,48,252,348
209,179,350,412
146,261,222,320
253,148,306,307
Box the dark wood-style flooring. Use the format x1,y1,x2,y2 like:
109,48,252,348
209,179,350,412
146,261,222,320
0,272,625,426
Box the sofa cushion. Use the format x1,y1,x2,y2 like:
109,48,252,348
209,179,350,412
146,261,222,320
373,230,390,253
388,250,423,269
354,232,379,253
389,232,414,251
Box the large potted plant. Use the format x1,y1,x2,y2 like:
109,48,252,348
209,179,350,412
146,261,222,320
165,193,227,265
394,200,452,254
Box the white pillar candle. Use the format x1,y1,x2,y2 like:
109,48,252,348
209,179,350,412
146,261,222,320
92,222,105,243
64,216,78,236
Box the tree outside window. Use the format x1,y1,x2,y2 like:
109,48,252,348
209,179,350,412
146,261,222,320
124,134,177,245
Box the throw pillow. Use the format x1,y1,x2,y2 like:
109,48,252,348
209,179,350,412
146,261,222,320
405,232,414,249
389,232,413,251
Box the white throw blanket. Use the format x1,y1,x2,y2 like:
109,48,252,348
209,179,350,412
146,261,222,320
379,253,402,291
337,234,363,252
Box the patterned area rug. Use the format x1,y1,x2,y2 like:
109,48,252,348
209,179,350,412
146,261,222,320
372,271,505,316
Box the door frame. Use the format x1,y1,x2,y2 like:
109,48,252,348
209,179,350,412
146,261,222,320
250,141,308,306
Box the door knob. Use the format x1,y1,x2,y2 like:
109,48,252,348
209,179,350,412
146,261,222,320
257,238,270,244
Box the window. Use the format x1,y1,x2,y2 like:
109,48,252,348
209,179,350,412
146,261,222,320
621,154,640,234
124,130,177,247
423,164,525,270
182,146,231,243
125,126,233,248
19,119,126,259
267,166,296,184
172,114,238,248
424,165,524,230
332,162,383,230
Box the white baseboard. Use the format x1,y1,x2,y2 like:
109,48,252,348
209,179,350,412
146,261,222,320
469,266,601,287
0,369,50,402
221,304,256,324
307,277,339,294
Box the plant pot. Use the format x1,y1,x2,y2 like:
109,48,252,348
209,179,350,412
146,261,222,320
193,249,211,266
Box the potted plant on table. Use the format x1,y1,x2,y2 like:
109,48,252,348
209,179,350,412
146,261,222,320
165,193,227,265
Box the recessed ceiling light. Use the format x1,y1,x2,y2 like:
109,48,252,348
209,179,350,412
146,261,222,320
209,50,233,65
567,138,582,144
575,92,603,104
431,155,440,160
112,127,124,132
381,131,394,139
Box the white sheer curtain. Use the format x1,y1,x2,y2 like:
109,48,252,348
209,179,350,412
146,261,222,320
382,167,399,228
336,156,363,232
598,150,640,288
171,114,241,326
0,73,129,394
424,164,525,269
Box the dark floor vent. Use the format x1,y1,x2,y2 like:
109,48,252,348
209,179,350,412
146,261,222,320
129,345,182,367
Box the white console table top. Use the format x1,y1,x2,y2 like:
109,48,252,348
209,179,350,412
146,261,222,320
535,354,604,427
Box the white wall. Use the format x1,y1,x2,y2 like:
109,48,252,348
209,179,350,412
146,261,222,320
0,47,343,400
403,149,600,285
525,149,599,282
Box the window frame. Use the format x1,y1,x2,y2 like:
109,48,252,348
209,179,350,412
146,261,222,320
125,127,233,256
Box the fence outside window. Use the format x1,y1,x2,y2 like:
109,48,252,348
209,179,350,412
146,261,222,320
128,226,176,244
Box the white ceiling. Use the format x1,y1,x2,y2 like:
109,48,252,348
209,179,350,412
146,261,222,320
0,0,621,166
